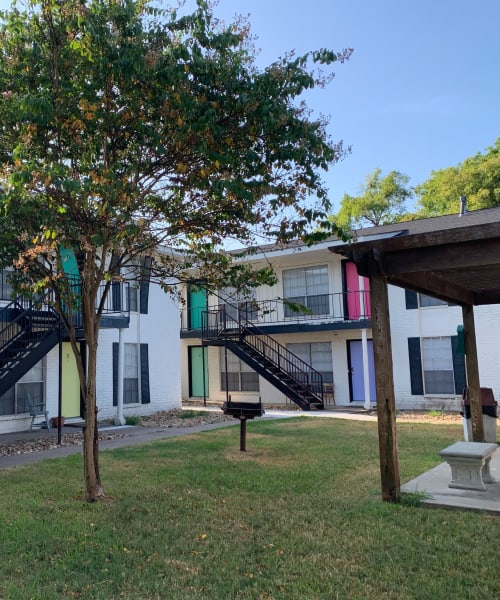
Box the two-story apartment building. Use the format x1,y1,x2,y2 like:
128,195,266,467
0,259,181,434
180,209,500,412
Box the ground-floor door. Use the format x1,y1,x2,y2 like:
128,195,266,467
61,342,82,418
189,346,209,398
347,339,375,403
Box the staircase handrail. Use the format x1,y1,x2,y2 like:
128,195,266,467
202,303,324,399
0,294,60,355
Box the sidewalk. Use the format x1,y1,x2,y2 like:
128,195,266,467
1,406,498,514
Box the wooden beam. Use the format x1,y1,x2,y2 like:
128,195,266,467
387,272,474,306
370,273,400,502
359,222,500,253
380,239,500,275
462,305,485,442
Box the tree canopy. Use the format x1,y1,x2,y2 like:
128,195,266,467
332,168,413,230
0,0,351,500
415,136,500,216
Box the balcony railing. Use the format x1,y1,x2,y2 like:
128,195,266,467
181,291,371,331
0,271,130,326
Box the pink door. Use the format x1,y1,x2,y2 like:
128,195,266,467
345,262,371,319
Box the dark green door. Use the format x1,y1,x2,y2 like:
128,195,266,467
188,286,207,330
189,346,209,398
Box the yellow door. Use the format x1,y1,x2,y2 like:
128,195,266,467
62,342,81,418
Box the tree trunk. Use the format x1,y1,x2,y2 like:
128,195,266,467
80,269,107,502
82,335,106,501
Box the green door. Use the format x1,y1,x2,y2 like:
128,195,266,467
188,286,207,329
60,247,79,277
189,346,209,398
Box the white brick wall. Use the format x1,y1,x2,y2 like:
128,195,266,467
0,282,182,434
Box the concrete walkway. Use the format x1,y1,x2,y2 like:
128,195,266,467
1,406,498,514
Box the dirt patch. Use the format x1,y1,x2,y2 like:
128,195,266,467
395,411,463,424
138,409,233,428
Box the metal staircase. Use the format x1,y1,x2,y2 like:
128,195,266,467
202,305,324,410
0,296,61,393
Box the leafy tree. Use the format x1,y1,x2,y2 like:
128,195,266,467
416,137,500,216
332,168,413,229
0,0,351,500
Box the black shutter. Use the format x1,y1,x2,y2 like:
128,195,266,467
451,335,467,395
140,256,152,314
112,343,119,406
110,255,122,311
405,289,418,310
408,337,424,395
140,344,150,404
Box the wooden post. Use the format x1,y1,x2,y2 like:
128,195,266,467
462,304,485,442
370,273,400,502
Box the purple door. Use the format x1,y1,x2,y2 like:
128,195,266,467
348,340,376,402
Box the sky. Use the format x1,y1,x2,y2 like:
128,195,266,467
1,0,499,213
209,0,500,213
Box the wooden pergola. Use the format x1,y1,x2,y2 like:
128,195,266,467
332,208,500,501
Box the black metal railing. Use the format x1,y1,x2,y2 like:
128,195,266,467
182,290,371,331
202,304,324,406
0,272,130,325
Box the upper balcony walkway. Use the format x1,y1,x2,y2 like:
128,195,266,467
181,291,372,336
0,271,130,330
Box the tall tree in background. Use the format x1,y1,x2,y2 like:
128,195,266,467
0,0,351,500
416,137,500,216
332,168,413,230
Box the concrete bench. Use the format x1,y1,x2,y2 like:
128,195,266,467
439,441,497,491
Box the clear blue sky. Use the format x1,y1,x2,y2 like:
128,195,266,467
211,0,500,212
1,0,498,213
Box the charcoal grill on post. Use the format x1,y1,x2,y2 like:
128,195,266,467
222,398,265,451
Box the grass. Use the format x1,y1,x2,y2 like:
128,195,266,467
0,417,497,599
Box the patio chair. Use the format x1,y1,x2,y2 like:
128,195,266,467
27,394,50,432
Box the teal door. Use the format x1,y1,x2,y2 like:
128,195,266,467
188,286,207,330
189,346,209,398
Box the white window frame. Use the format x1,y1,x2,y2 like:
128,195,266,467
418,293,447,308
124,343,140,404
422,336,455,395
0,359,45,415
219,348,259,392
283,265,330,317
286,342,334,384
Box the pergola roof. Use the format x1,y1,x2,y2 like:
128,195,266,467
331,207,500,306
330,206,500,502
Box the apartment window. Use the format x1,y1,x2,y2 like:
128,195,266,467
220,348,259,392
124,344,139,404
283,265,329,317
422,337,455,394
408,336,465,396
0,360,45,415
220,287,258,323
405,289,447,309
128,281,138,313
287,342,334,383
419,294,447,308
113,343,150,405
1,269,14,301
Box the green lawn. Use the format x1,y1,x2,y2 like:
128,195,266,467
0,418,497,600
